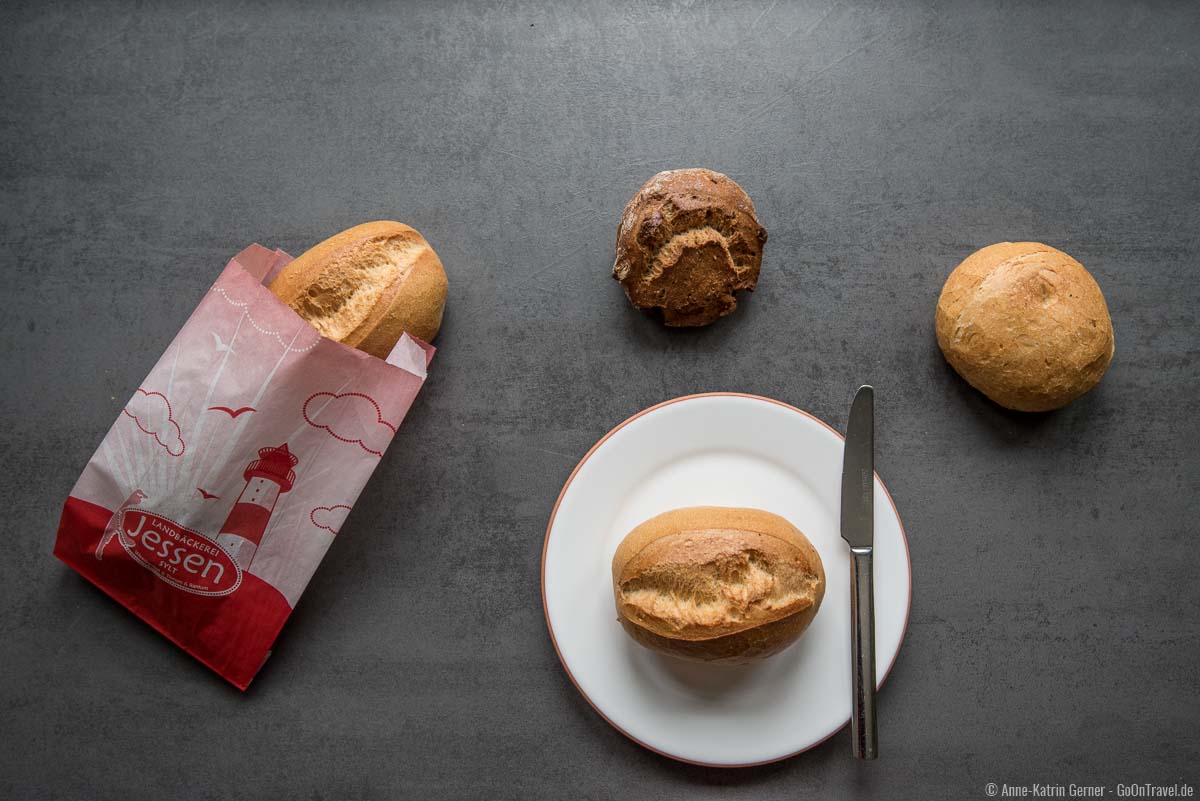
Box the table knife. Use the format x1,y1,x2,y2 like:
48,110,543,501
841,385,877,760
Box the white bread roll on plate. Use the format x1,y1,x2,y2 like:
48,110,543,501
611,506,826,664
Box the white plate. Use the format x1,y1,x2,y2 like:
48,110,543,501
541,393,911,766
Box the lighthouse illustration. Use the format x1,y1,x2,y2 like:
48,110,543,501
214,443,299,569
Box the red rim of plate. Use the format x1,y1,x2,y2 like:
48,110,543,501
539,392,913,768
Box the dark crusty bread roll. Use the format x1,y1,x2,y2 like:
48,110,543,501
611,507,825,664
613,169,767,327
936,242,1114,412
269,221,447,358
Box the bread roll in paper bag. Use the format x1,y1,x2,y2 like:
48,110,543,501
53,244,432,690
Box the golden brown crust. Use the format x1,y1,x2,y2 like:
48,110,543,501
617,602,823,664
611,507,825,664
935,242,1114,412
613,169,767,327
268,221,448,358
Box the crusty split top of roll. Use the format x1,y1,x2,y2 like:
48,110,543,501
269,221,447,359
613,168,767,327
611,506,826,664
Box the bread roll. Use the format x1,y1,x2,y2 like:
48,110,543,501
269,221,447,358
613,169,767,327
611,507,825,664
936,242,1114,412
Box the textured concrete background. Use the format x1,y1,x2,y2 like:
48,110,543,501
1,1,1198,799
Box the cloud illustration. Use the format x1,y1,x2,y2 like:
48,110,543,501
123,389,185,456
310,504,352,535
302,392,396,457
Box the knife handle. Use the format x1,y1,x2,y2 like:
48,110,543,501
850,547,878,759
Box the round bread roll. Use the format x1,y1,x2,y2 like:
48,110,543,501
611,507,825,664
613,168,767,327
269,221,447,358
936,242,1114,412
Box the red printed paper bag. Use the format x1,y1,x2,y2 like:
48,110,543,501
54,244,432,690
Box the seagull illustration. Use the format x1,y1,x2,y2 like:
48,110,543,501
207,405,256,418
196,487,220,500
211,331,235,354
96,489,148,560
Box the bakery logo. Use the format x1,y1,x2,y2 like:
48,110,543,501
95,442,299,597
117,510,242,596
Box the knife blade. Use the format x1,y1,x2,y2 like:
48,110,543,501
841,385,874,548
841,384,877,759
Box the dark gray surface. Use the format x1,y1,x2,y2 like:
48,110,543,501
2,1,1198,798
